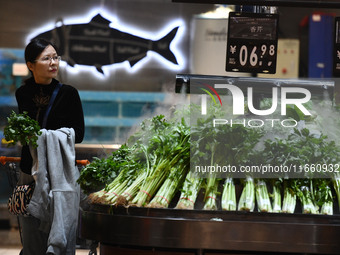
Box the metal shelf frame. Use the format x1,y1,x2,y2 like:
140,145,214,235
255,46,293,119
79,205,340,254
172,0,340,9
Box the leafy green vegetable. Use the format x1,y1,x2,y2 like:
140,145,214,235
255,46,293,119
77,144,141,194
3,111,42,148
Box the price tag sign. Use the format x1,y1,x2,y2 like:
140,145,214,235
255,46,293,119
334,17,340,76
226,12,279,74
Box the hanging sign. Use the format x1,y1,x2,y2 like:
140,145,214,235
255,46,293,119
226,12,279,74
334,17,340,76
29,14,181,74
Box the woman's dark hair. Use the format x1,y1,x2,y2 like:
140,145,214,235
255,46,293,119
25,38,58,63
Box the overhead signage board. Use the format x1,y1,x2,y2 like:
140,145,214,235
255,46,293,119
226,12,279,74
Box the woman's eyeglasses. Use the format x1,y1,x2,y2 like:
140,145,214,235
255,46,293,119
35,56,61,63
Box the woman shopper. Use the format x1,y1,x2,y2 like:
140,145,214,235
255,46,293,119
16,38,85,255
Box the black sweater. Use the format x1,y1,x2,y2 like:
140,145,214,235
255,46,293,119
16,77,85,174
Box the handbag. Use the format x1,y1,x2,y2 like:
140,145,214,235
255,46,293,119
7,83,62,216
7,174,35,216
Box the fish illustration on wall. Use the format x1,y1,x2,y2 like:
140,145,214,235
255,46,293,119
30,14,179,73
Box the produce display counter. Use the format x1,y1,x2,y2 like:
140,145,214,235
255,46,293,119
78,74,340,255
77,73,340,254
79,202,340,255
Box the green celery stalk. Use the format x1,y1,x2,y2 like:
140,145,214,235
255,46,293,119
87,189,108,204
282,188,296,213
88,174,127,205
221,177,237,211
297,183,319,214
281,179,297,214
104,179,130,204
148,163,188,208
271,180,282,213
131,117,190,207
116,172,148,205
320,187,333,215
203,174,220,210
313,179,333,215
238,176,255,212
131,158,170,207
255,179,272,212
333,175,340,212
175,171,203,210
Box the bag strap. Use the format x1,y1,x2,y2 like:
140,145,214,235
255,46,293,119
42,83,62,128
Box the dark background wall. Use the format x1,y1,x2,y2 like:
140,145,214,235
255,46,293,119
1,0,340,92
0,0,215,92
